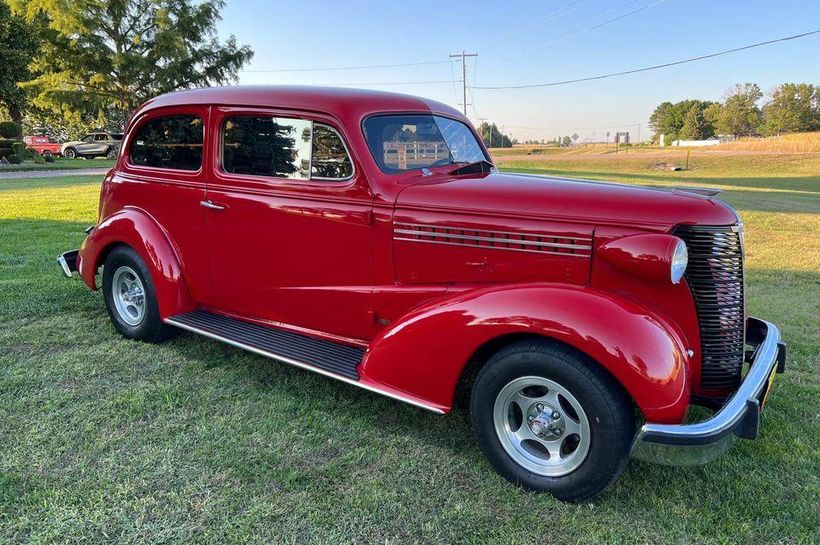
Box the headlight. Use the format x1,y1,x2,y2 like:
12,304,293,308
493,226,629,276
598,233,689,285
670,239,688,284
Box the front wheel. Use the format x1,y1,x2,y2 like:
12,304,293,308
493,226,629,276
102,246,175,343
470,340,634,502
63,147,77,159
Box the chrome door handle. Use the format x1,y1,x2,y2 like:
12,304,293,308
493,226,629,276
200,200,225,210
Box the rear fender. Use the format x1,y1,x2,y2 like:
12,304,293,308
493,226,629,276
360,284,689,422
78,207,195,318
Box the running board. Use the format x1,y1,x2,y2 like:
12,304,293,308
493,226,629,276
166,310,363,380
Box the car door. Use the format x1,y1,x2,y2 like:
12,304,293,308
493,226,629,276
92,133,109,155
203,107,374,341
76,135,95,154
120,107,213,304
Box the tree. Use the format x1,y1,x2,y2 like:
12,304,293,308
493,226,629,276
760,83,820,135
680,104,707,140
9,0,253,125
649,99,716,143
713,83,763,136
0,2,40,124
477,121,512,148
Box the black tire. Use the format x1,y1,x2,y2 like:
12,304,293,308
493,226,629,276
63,147,77,159
105,147,117,160
102,246,175,343
470,339,634,502
42,150,53,159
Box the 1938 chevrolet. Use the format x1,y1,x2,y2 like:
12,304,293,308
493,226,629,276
58,86,785,501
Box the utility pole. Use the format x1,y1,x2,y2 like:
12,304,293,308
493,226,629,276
450,50,478,116
478,117,491,147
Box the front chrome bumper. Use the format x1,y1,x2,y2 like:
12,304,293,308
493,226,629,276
631,317,786,466
58,249,79,278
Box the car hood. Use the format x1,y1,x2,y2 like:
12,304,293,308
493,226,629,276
394,171,738,229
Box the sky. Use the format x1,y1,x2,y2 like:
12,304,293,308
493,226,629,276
216,0,820,142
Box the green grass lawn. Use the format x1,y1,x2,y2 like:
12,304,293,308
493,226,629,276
0,160,818,544
0,157,115,173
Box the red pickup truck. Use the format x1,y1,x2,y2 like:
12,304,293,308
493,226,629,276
58,86,785,501
23,135,62,157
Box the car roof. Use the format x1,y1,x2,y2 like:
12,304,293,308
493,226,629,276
134,85,463,122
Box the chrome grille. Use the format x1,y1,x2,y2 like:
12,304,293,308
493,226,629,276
675,225,745,389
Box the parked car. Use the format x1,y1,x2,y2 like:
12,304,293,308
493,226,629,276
61,131,123,159
23,135,62,158
58,86,785,501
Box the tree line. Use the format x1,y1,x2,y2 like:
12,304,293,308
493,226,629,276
649,82,820,143
0,0,253,139
476,122,514,148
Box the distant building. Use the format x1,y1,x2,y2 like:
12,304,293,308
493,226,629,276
671,136,736,147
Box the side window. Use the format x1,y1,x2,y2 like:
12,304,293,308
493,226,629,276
130,115,204,171
222,116,312,179
94,134,107,141
311,124,353,179
81,135,94,143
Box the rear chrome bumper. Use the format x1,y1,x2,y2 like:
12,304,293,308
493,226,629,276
57,250,79,278
631,317,786,466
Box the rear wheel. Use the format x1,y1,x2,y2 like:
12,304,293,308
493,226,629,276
106,147,117,160
63,147,77,159
102,246,175,343
470,339,634,502
42,150,53,159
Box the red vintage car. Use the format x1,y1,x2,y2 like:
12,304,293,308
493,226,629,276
23,135,62,157
58,86,785,501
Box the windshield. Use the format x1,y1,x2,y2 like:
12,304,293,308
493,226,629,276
363,114,487,173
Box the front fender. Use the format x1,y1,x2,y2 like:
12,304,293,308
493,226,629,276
78,207,195,318
360,284,689,422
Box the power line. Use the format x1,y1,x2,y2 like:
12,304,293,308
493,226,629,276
308,80,454,86
242,59,456,73
530,0,669,51
507,123,641,131
484,0,592,48
489,0,655,60
472,30,820,90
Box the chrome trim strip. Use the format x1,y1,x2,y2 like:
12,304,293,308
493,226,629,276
393,236,590,257
164,317,445,414
634,317,780,448
394,222,593,242
394,229,592,250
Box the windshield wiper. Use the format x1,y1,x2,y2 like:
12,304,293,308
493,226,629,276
449,159,494,176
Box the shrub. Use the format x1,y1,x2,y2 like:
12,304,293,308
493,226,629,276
32,153,45,164
7,154,22,164
44,154,56,163
0,121,21,139
0,138,14,150
11,141,25,157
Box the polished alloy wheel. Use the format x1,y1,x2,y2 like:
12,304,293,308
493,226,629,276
111,266,146,326
493,375,591,477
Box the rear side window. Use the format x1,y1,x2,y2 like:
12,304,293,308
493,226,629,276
222,116,353,181
130,115,204,171
311,124,353,179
